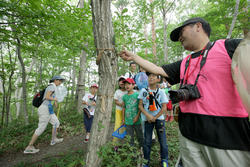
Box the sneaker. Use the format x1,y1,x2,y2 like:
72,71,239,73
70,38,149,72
84,138,89,143
50,138,63,146
161,159,168,167
24,146,39,154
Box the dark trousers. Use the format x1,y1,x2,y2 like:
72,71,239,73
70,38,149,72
143,120,168,164
83,112,94,133
126,124,143,148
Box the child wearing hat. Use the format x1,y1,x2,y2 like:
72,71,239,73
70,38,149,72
82,83,98,143
113,76,127,142
122,78,143,148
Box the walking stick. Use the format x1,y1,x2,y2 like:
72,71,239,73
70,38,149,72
57,103,61,118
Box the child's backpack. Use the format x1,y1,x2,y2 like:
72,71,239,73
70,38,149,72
32,88,46,108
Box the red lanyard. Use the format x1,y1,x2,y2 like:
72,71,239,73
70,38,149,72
184,48,206,84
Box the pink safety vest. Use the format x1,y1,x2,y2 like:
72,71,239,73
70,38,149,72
179,39,248,117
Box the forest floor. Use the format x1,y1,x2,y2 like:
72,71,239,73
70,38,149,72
0,124,114,167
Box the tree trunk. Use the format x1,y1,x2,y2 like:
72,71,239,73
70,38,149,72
85,0,117,166
71,57,76,99
16,38,28,125
150,0,157,63
0,43,6,128
144,23,148,56
243,0,249,38
227,0,240,39
5,42,16,125
15,58,36,118
77,49,87,113
163,12,168,63
76,0,87,114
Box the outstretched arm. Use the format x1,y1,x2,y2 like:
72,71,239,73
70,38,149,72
119,50,168,77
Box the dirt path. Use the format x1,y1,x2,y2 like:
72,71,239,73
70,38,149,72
0,124,114,167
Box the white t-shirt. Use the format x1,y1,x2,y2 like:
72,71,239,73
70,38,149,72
124,72,137,79
82,93,97,115
114,89,127,110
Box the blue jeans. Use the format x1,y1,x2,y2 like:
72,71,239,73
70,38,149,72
83,112,94,133
143,120,168,164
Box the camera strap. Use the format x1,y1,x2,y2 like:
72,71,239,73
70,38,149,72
181,42,214,87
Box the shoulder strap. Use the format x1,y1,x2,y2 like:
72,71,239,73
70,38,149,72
181,42,214,87
146,88,162,109
153,88,161,109
129,72,132,78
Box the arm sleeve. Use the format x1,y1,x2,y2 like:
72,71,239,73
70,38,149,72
161,60,182,85
160,90,168,104
82,94,89,101
124,72,129,78
225,39,242,59
114,90,118,100
46,85,55,92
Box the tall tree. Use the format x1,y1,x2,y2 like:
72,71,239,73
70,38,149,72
227,0,240,39
16,38,28,124
159,0,175,63
85,0,117,166
150,0,157,63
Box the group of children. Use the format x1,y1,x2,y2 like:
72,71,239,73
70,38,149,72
113,72,172,167
82,63,172,167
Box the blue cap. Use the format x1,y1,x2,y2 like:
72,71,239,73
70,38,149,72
51,75,65,81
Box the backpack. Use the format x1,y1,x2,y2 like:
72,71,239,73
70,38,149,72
32,88,46,108
32,84,54,108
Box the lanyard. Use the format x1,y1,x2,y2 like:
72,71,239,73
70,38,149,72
181,42,213,87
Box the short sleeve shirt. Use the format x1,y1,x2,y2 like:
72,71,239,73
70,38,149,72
82,93,97,115
122,92,141,125
42,83,56,106
114,89,127,110
124,72,137,79
138,88,169,121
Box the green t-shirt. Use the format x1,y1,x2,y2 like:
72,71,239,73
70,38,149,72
122,92,141,125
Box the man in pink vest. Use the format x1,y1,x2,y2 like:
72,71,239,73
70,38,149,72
120,17,250,167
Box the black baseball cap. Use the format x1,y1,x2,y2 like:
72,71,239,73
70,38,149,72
170,17,210,42
146,72,160,78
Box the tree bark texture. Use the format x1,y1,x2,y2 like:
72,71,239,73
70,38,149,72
76,0,87,114
85,0,117,166
227,0,240,39
77,49,87,114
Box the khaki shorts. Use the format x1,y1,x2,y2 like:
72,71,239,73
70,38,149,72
178,131,250,167
35,104,60,136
